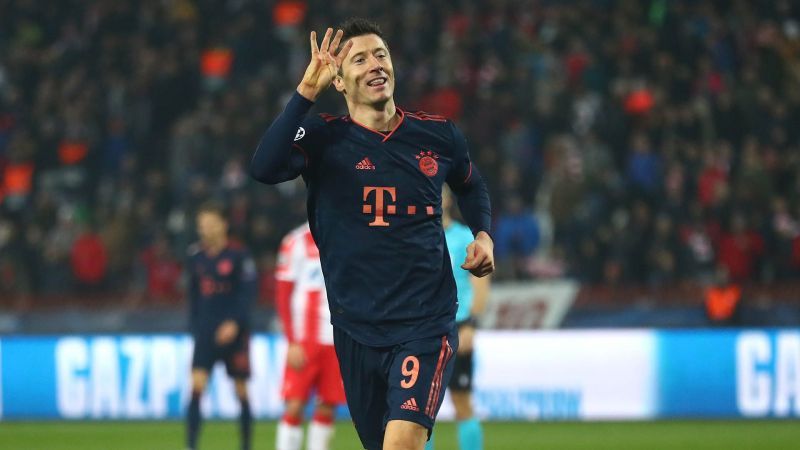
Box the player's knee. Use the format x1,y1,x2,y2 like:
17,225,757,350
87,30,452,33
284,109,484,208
314,402,335,418
190,371,209,393
451,392,473,420
284,399,305,418
234,380,248,400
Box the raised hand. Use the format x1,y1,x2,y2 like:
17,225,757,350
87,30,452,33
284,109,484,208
297,28,353,101
286,342,307,370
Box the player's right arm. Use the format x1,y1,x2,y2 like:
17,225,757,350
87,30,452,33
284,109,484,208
249,28,352,185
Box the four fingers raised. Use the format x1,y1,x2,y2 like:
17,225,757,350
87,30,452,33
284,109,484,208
311,28,352,69
310,31,319,55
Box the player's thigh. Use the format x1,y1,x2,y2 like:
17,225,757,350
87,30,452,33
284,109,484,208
191,334,217,377
317,344,347,405
223,329,251,379
384,419,428,450
385,330,458,432
332,327,387,450
282,345,321,402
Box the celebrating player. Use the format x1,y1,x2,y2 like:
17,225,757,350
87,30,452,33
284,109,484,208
275,222,346,450
426,187,489,450
185,202,257,450
250,18,493,450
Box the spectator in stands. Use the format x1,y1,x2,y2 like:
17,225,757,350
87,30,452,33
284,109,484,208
626,133,662,197
70,221,108,292
0,0,799,307
137,233,183,303
705,266,742,326
716,212,765,282
494,196,540,280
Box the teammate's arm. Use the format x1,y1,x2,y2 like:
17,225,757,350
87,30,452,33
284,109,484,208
446,123,494,277
187,260,200,333
217,253,257,345
249,28,352,185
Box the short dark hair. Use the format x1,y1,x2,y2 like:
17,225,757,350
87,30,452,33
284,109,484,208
196,200,227,220
339,17,388,51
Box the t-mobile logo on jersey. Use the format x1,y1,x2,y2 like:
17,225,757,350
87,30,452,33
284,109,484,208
362,186,435,227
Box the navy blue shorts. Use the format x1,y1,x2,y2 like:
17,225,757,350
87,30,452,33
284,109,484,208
191,329,251,379
448,351,474,392
333,326,457,450
449,322,475,392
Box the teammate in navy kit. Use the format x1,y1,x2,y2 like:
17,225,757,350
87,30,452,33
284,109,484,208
185,202,257,450
250,18,493,450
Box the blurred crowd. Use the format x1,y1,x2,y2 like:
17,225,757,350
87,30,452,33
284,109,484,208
1,0,800,306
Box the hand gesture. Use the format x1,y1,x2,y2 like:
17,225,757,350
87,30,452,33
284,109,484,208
461,231,495,277
215,319,239,346
297,28,353,101
286,342,307,370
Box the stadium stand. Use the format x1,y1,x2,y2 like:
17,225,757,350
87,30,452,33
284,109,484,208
1,0,800,330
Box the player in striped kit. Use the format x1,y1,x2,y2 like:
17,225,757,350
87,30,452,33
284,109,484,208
275,222,346,450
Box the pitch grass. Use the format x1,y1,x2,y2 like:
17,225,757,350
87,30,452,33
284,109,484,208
1,420,799,450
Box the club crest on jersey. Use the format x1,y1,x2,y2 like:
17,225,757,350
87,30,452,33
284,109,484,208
294,127,305,141
416,150,439,177
217,259,233,276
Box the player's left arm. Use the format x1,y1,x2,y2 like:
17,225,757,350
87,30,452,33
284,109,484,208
446,121,494,278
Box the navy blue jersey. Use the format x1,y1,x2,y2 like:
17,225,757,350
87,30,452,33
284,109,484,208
251,93,491,346
187,242,257,333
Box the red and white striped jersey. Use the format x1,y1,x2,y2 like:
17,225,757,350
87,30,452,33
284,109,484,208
275,223,333,345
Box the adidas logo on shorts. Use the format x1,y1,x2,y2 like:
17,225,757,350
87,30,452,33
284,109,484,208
400,397,419,412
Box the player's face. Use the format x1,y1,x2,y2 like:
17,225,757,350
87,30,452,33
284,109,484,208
196,212,227,244
335,34,394,107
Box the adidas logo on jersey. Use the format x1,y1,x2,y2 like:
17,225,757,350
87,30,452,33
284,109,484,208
400,397,420,412
356,157,376,170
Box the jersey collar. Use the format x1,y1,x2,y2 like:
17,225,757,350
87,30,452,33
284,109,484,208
346,107,405,143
